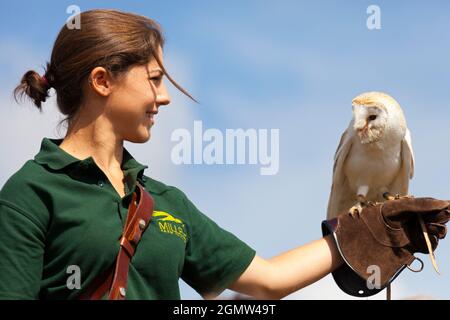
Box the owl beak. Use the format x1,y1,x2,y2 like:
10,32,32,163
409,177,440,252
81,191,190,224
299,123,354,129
357,125,367,133
355,122,369,141
353,119,367,132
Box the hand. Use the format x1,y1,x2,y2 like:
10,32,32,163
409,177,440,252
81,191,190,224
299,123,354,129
322,196,450,297
377,197,449,253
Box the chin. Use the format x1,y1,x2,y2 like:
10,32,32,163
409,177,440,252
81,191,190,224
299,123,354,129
126,128,152,143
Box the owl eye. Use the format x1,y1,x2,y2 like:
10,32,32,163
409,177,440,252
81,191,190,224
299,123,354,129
368,115,377,121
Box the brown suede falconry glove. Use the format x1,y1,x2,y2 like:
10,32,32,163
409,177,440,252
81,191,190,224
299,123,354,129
322,197,450,297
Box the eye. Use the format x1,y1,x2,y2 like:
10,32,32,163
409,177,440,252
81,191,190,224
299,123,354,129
148,76,163,86
368,115,377,121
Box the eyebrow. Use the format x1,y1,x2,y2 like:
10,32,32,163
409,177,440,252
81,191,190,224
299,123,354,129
149,69,163,76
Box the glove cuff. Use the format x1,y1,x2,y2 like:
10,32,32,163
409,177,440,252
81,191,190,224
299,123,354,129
322,212,415,297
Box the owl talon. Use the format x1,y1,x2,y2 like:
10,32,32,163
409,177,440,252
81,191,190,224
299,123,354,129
398,194,414,200
384,192,414,201
349,203,364,216
383,192,396,201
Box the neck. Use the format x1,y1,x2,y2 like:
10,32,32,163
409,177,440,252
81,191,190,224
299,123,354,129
60,114,124,174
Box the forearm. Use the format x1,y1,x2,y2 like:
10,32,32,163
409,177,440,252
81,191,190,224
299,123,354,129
265,234,343,299
229,234,344,299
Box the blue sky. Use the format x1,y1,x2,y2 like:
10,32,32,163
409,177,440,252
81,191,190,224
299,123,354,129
1,1,450,299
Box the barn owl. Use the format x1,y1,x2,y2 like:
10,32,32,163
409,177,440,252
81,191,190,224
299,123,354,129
327,92,414,219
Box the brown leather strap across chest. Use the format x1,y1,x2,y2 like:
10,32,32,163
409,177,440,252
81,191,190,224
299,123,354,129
81,181,154,300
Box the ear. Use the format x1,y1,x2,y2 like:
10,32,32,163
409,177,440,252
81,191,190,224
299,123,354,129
88,67,114,97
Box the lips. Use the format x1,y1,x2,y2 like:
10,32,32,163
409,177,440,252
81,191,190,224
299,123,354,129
145,111,157,125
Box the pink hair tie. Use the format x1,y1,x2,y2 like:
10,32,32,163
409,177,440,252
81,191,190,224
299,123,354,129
41,75,49,87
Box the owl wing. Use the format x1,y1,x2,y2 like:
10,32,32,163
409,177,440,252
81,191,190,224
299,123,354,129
388,128,415,195
327,127,354,219
404,128,415,179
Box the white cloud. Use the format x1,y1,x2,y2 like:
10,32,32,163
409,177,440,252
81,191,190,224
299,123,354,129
0,92,64,183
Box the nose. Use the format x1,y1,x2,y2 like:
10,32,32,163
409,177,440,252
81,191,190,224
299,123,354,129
156,81,171,107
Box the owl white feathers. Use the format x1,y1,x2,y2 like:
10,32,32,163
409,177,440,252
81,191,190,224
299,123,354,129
327,92,415,219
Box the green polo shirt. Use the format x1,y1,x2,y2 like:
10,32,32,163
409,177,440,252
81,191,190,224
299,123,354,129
0,137,255,300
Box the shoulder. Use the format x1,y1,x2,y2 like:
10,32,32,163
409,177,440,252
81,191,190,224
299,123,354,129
141,175,199,222
0,160,51,230
142,175,189,202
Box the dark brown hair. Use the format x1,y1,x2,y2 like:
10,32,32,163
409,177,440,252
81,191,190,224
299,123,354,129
14,9,195,129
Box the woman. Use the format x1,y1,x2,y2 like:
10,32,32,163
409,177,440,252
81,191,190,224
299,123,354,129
1,9,448,300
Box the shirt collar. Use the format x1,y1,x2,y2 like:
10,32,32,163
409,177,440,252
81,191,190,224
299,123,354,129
34,137,148,179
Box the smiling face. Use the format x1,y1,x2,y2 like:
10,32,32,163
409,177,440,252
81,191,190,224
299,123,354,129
99,46,171,143
352,104,388,144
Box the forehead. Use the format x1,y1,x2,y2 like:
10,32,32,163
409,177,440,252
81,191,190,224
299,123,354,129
128,52,163,77
146,59,160,70
144,47,164,72
150,45,163,64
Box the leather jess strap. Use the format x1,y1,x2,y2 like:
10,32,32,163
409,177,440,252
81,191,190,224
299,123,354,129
81,182,154,300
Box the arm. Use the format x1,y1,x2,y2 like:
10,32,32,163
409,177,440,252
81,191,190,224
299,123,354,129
228,234,343,299
0,201,45,299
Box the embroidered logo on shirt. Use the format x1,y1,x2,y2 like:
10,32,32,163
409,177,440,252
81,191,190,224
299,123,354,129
153,211,187,243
